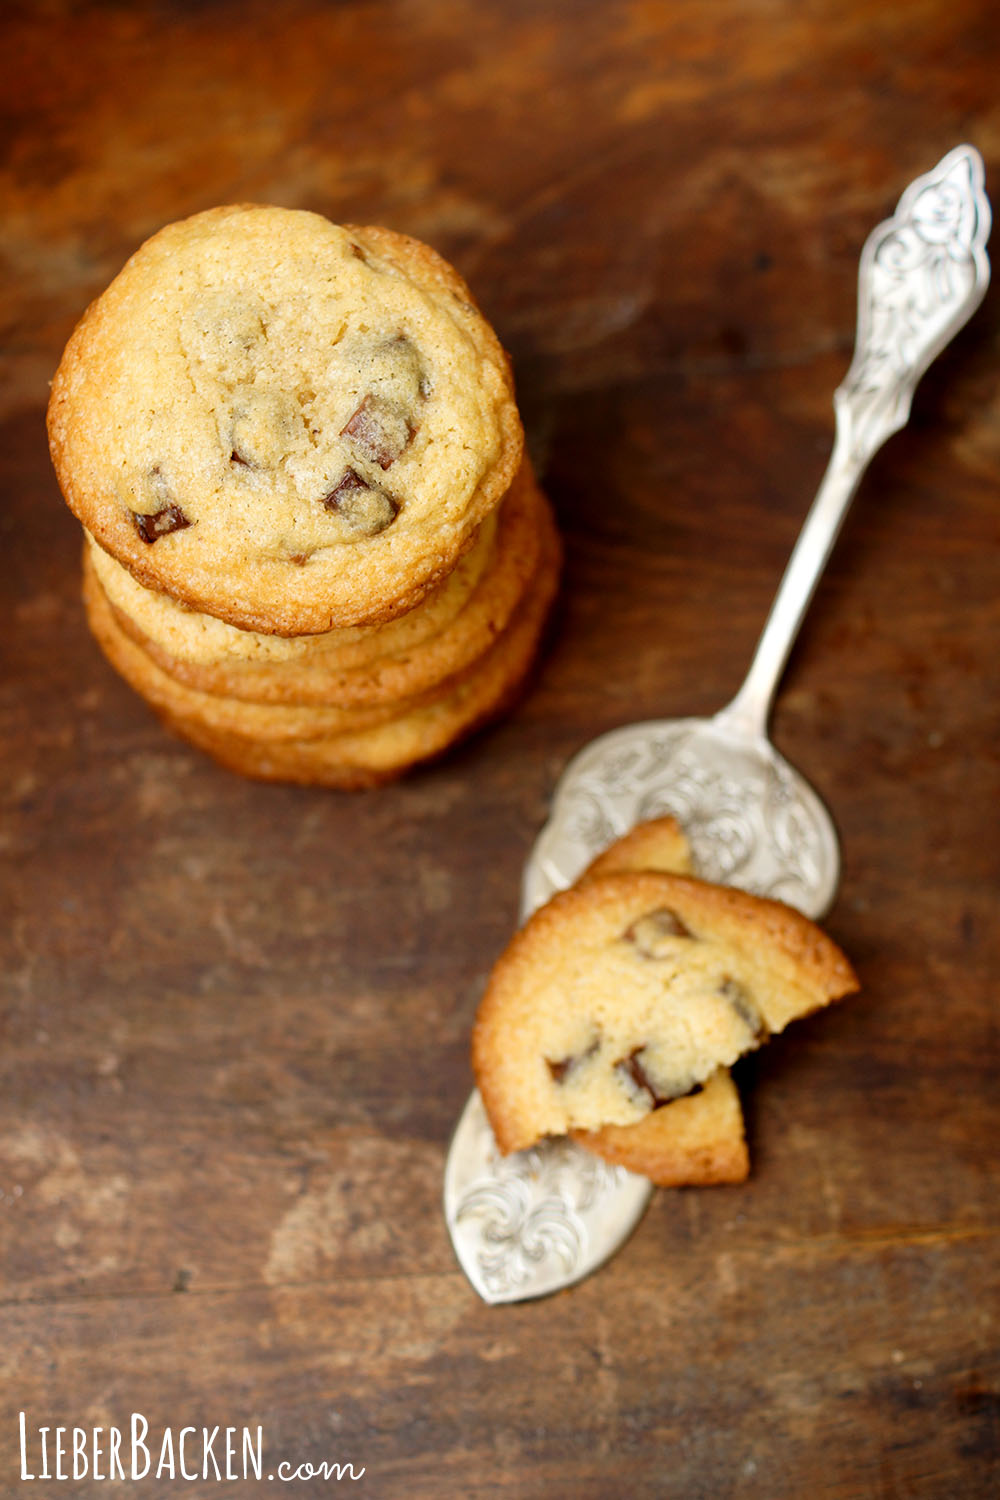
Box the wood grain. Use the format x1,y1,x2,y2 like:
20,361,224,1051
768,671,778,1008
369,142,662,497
2,2,999,1495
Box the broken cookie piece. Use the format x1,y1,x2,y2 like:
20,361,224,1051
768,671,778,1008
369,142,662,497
614,1046,698,1110
573,1067,750,1187
472,865,857,1156
47,207,525,635
228,387,302,470
582,816,694,881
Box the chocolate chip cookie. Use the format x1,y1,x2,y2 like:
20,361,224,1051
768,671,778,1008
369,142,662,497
473,868,858,1156
87,456,547,710
49,205,523,634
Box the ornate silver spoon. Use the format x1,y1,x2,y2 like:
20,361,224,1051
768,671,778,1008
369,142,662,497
445,144,991,1304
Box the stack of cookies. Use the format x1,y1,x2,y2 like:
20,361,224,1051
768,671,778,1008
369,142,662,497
48,206,559,787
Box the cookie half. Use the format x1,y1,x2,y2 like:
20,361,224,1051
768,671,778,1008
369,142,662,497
473,869,858,1155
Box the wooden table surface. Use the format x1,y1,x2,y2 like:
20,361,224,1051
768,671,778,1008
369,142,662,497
2,3,999,1496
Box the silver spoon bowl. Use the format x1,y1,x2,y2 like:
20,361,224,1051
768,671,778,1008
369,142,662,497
445,144,991,1304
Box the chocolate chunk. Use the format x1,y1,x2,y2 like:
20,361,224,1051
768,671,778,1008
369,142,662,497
623,906,696,956
341,393,414,469
545,1036,599,1085
719,977,768,1042
229,449,251,468
614,1047,695,1109
323,469,398,536
131,503,191,543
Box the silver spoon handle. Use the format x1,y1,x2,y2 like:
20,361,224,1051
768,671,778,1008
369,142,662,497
718,144,991,742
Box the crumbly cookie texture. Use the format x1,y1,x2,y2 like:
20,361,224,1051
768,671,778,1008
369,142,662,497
48,205,523,635
575,1067,748,1187
473,868,858,1155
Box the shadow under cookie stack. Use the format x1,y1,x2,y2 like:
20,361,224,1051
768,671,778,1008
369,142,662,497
48,207,559,788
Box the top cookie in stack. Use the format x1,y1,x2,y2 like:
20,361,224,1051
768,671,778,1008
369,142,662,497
48,207,556,785
49,206,524,634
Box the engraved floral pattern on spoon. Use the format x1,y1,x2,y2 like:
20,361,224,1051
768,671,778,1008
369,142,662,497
454,1125,627,1298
